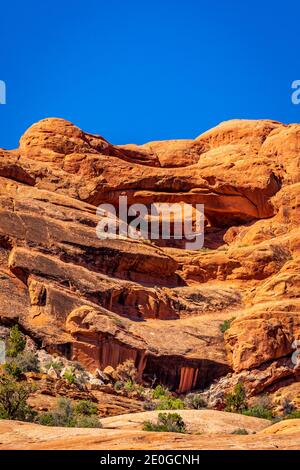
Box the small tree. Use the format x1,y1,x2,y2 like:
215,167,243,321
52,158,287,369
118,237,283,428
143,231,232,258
225,383,247,413
6,325,26,357
0,375,34,421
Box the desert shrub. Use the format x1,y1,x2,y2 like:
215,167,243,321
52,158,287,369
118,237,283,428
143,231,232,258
155,397,185,410
15,350,39,372
142,384,184,410
242,405,273,420
219,318,235,334
284,410,300,420
0,375,35,421
74,400,97,416
143,412,186,433
123,380,135,392
124,380,145,396
225,383,247,413
38,398,75,427
152,384,170,399
45,359,64,373
75,414,102,428
143,400,157,411
114,380,123,391
6,325,26,358
231,428,249,435
63,368,76,385
184,393,207,410
38,397,102,428
115,360,138,383
38,411,63,426
4,361,22,378
242,395,274,420
282,398,295,415
4,350,39,378
134,384,145,396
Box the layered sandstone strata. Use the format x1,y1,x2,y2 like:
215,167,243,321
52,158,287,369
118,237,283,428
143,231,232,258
0,117,299,394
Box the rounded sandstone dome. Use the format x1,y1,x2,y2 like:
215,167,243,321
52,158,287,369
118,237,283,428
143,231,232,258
19,117,111,162
195,119,282,152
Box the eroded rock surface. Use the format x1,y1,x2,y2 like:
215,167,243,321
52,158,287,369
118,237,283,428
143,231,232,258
0,117,299,395
1,415,300,450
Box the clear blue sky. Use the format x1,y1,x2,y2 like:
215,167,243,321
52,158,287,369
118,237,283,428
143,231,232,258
1,0,300,149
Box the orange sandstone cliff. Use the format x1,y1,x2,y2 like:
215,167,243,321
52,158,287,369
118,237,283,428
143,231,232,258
0,117,299,395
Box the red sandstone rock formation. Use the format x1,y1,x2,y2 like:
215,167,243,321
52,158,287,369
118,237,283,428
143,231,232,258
0,117,299,394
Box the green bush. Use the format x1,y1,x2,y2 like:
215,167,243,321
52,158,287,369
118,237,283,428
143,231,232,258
152,384,170,399
219,318,235,334
0,375,35,421
242,405,273,420
143,412,186,433
225,383,247,413
63,369,76,385
6,325,26,357
284,410,300,420
114,380,123,391
184,393,207,410
38,398,75,427
156,397,185,410
38,397,102,428
4,350,39,378
74,400,98,416
45,359,64,373
15,350,39,372
124,380,145,396
242,395,274,420
75,414,102,428
113,379,145,398
123,380,135,392
4,361,22,378
231,428,249,435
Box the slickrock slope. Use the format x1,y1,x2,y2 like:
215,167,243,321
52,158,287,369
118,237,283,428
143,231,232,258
0,116,299,398
1,415,300,450
97,409,269,433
